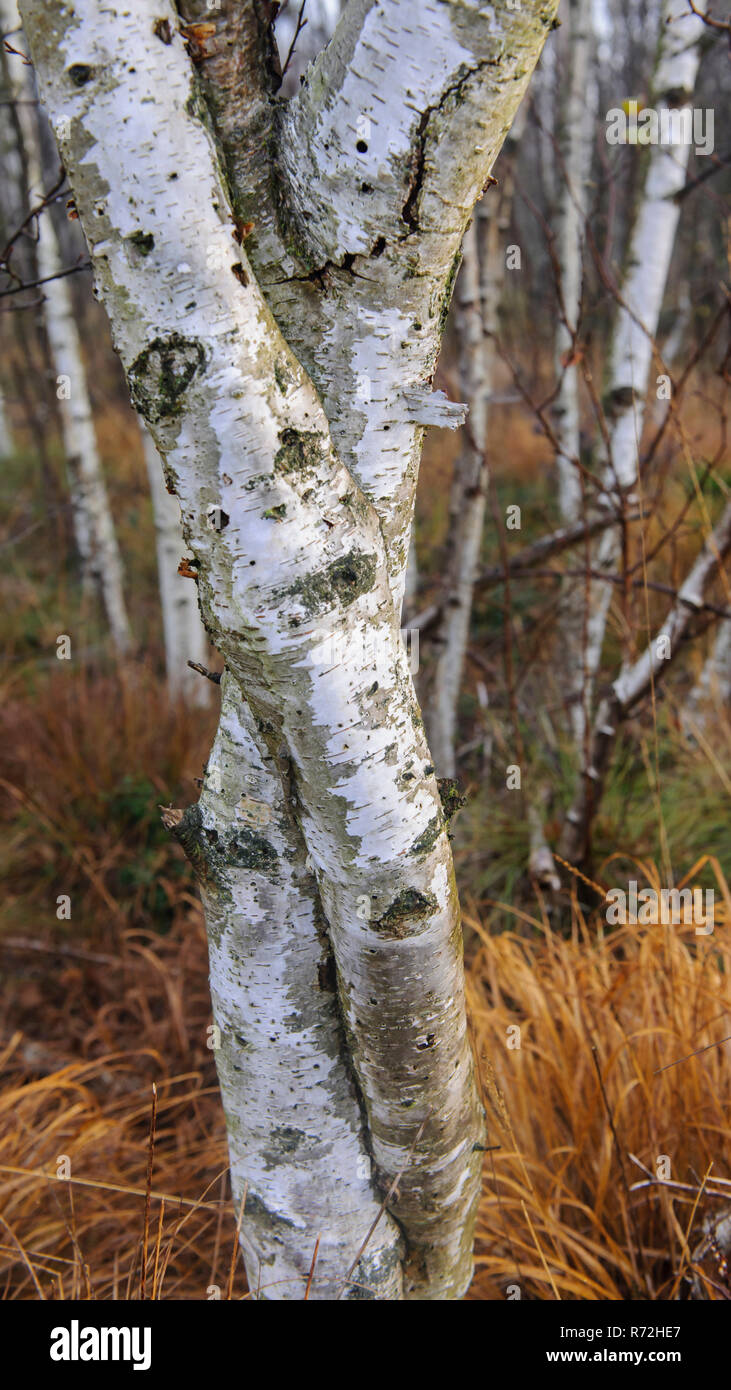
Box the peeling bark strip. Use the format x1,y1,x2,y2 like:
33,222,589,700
20,0,557,1298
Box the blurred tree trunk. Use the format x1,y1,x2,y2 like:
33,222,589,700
402,534,419,622
426,113,523,778
581,0,707,702
143,425,209,704
684,618,731,734
560,0,708,860
552,0,595,749
561,501,731,866
22,0,557,1299
0,386,12,457
3,0,131,654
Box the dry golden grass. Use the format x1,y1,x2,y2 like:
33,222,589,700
2,863,729,1298
466,865,731,1301
0,913,248,1300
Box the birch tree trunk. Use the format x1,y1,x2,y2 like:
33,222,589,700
581,0,707,699
684,618,731,733
0,386,12,458
552,0,595,748
553,0,593,528
3,0,131,655
143,425,210,704
22,0,557,1299
426,114,522,778
561,501,731,866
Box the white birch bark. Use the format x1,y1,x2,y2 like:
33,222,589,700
143,425,210,705
21,0,557,1298
552,0,595,748
426,217,488,779
582,0,707,698
561,500,731,864
684,618,731,732
426,107,526,778
164,671,404,1299
553,0,594,528
0,387,12,458
3,0,131,654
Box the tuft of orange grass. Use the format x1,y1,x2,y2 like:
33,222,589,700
465,868,731,1300
2,887,729,1299
0,910,249,1300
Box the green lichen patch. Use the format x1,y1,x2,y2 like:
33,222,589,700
410,815,442,857
228,826,279,873
242,1190,296,1232
346,1238,404,1301
129,333,206,423
373,888,437,939
273,427,323,476
262,1126,307,1169
437,778,466,822
283,551,377,617
127,230,155,256
274,360,291,395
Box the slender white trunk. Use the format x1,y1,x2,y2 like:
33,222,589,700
0,386,12,457
23,0,557,1298
143,425,209,704
561,501,731,864
552,0,595,748
553,0,594,527
582,0,707,698
684,619,731,732
426,218,488,778
3,0,131,654
426,112,523,778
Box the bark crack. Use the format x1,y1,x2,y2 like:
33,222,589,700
400,60,499,236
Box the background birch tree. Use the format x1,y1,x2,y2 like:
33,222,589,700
2,0,131,655
143,425,210,704
552,0,596,749
573,0,708,720
19,0,558,1299
426,111,524,781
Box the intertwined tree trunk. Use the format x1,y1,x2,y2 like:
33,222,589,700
21,0,557,1299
